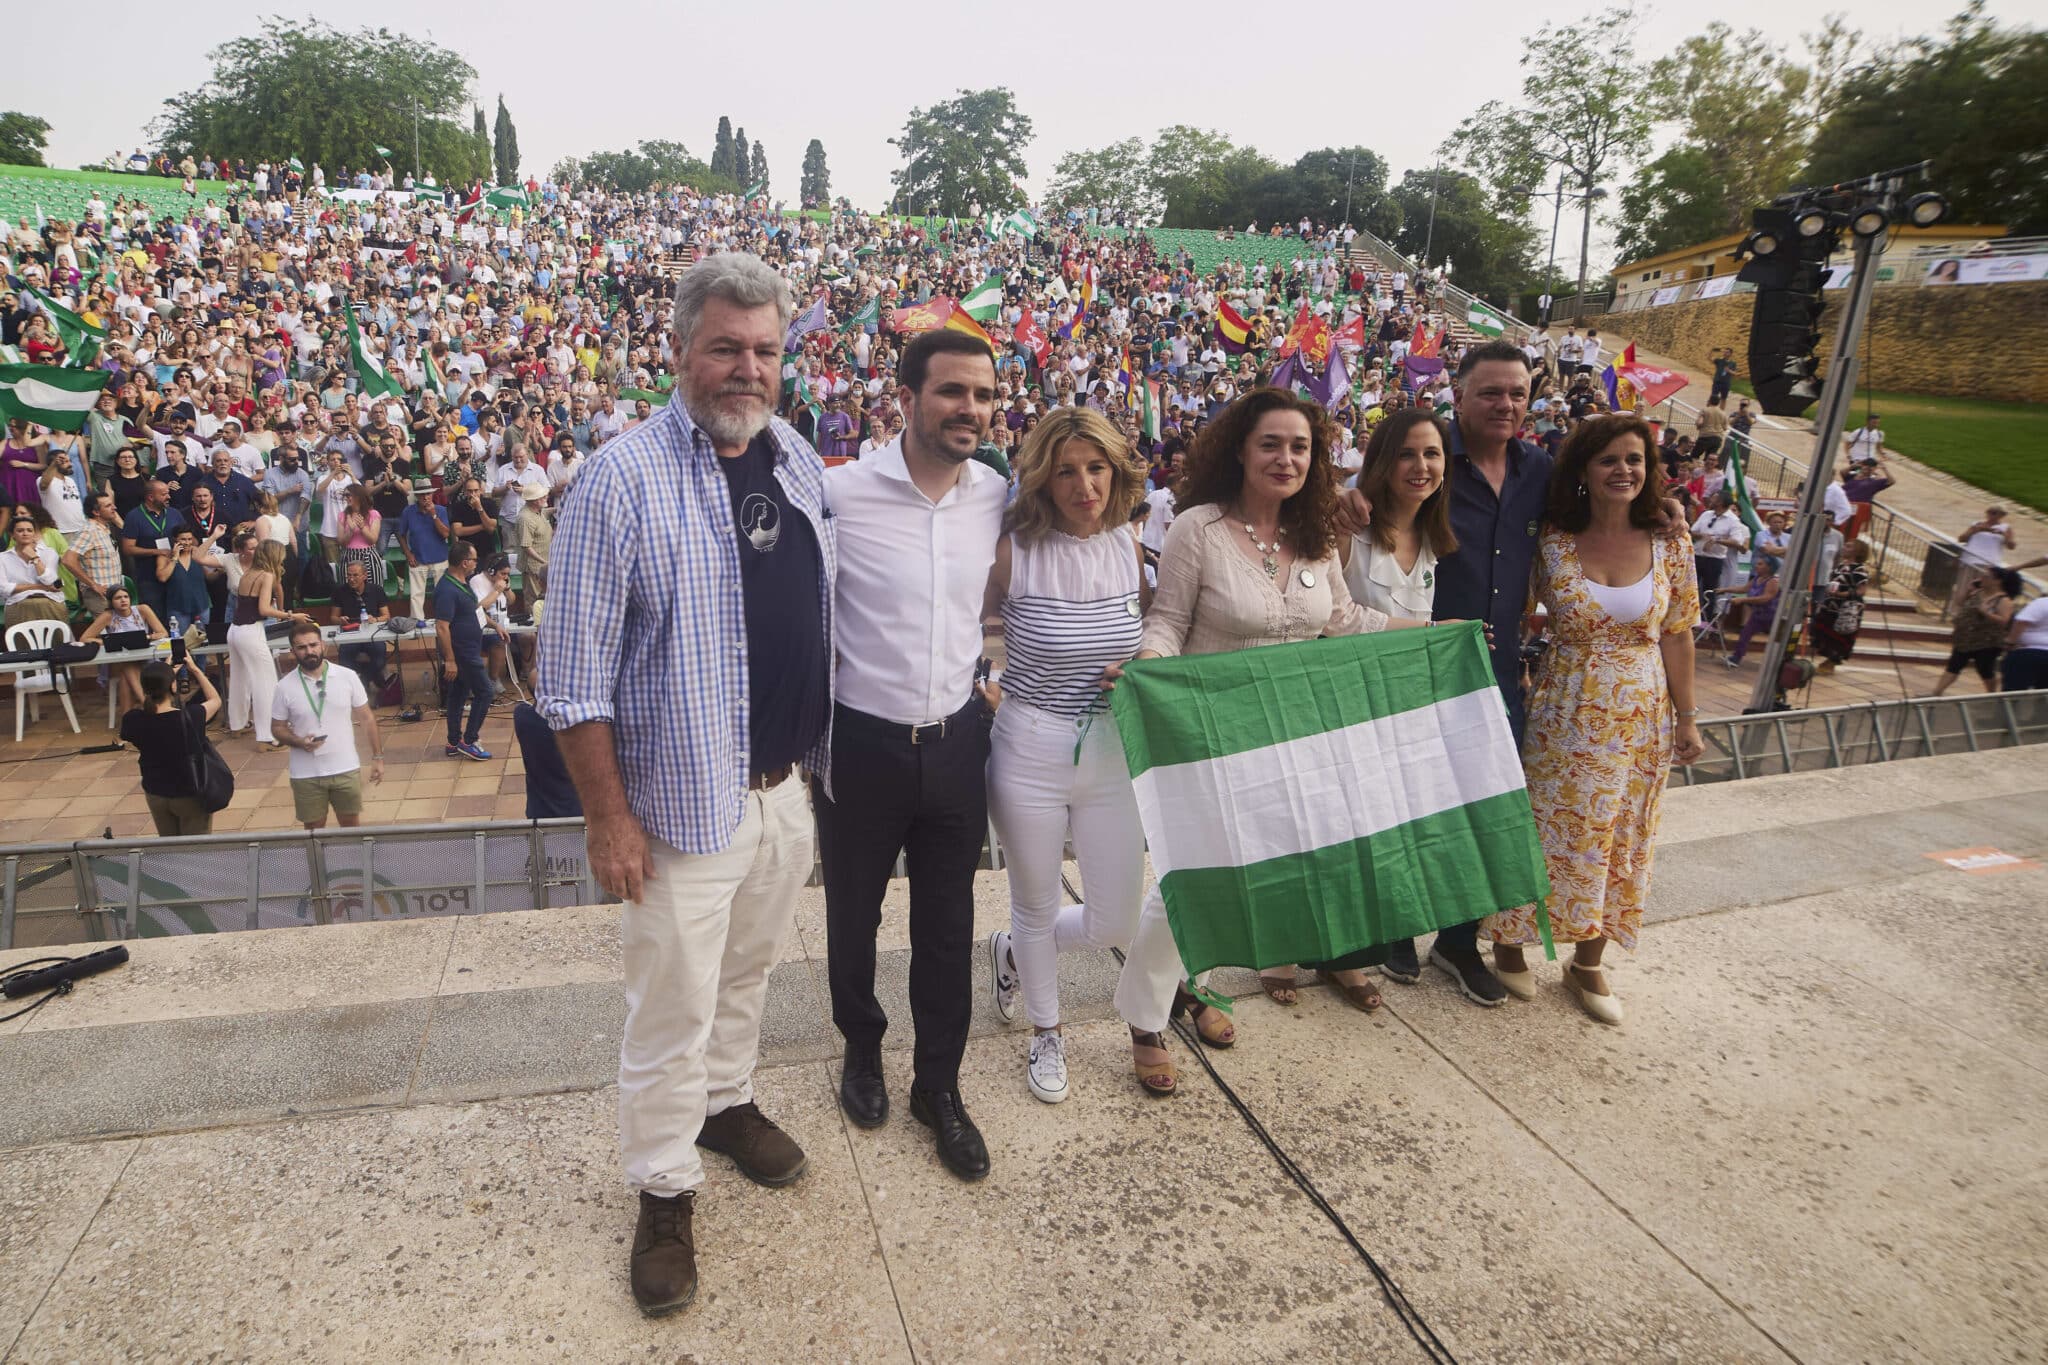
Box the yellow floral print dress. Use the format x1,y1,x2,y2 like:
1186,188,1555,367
1488,527,1700,949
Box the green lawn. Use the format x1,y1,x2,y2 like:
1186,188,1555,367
1733,383,2048,514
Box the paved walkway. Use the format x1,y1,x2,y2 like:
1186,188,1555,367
3,749,2044,1362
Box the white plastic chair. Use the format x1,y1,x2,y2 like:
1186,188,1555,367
6,619,82,741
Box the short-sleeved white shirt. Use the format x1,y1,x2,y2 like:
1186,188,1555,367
271,661,369,778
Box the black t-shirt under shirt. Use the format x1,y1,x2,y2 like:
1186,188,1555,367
717,433,828,773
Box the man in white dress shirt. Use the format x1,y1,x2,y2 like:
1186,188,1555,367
816,328,1006,1182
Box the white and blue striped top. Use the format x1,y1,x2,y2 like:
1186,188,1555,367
999,525,1145,718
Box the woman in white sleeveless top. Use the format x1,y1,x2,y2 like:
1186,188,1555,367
981,409,1156,1103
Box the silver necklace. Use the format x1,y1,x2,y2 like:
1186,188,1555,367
1238,516,1284,577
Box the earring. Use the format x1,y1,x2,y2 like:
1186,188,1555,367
1577,483,1587,497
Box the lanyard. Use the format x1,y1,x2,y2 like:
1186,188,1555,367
139,506,167,537
298,664,328,724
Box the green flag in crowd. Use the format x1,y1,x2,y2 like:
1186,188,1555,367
0,363,112,432
960,272,1005,324
26,286,105,367
342,298,405,400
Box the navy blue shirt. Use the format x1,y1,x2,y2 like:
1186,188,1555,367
201,469,260,527
157,460,205,511
432,571,484,662
1432,422,1553,733
717,433,828,773
400,503,450,564
119,502,188,567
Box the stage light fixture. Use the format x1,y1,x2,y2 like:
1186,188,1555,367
1906,192,1949,227
1748,230,1781,258
1850,207,1889,238
1794,208,1830,238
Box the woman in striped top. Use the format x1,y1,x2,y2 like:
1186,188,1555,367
981,408,1166,1102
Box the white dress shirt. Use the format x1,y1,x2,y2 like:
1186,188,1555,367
826,438,1006,725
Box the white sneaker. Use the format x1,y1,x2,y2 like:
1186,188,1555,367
988,929,1020,1022
1026,1030,1069,1104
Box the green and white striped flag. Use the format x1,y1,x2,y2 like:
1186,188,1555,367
288,157,305,173
342,298,405,399
1109,624,1551,979
1722,432,1765,542
618,388,670,407
839,296,880,334
485,186,528,209
742,178,767,201
374,145,394,158
960,272,1004,324
1005,209,1038,239
27,286,105,367
1465,299,1507,338
0,363,112,432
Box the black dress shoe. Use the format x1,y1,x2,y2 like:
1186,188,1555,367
909,1086,990,1182
839,1041,888,1129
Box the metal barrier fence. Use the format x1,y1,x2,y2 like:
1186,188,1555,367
5,692,2044,951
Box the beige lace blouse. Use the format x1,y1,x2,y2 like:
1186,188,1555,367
1140,504,1389,658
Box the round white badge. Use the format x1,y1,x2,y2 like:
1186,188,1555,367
1299,569,1317,588
1125,598,1141,618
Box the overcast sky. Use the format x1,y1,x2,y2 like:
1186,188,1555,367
10,0,2037,269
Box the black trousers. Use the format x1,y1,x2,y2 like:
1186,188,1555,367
813,699,990,1093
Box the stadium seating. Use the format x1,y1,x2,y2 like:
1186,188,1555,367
0,167,239,228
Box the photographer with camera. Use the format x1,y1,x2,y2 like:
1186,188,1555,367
120,655,223,836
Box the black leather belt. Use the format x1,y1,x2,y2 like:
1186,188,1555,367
748,764,798,791
835,698,979,746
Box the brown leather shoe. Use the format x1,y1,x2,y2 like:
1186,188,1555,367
630,1190,697,1317
695,1101,808,1187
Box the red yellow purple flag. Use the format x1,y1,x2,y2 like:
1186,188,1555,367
944,307,997,351
1213,299,1253,354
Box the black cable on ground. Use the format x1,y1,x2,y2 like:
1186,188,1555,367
1080,875,1459,1364
0,957,75,1024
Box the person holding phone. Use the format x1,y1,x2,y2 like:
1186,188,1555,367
120,658,222,836
268,619,383,830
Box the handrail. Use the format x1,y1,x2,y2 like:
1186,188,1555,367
1340,225,1536,335
5,690,2043,949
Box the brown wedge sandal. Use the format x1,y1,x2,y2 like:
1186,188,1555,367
1172,986,1237,1047
1315,968,1383,1013
1257,970,1300,1006
1130,1030,1177,1095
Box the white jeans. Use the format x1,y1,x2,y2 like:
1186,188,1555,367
407,561,446,619
226,622,277,742
1114,887,1193,1034
986,698,1146,1029
619,777,811,1196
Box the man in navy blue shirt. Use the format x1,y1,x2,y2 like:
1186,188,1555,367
433,539,492,760
201,448,261,532
118,478,188,622
399,478,451,618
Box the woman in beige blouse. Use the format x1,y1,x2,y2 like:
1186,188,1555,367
1108,388,1427,1089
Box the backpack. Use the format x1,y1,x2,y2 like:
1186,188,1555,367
299,551,335,600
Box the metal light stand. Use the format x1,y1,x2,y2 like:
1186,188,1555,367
1744,225,1883,712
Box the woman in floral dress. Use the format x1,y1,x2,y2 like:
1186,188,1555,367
1488,415,1705,1025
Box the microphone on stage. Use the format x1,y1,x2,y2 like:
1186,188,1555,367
2,947,131,999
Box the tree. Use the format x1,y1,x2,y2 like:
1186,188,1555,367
1645,24,1818,241
572,140,728,194
749,141,767,190
1047,138,1161,223
0,111,51,167
1447,6,1653,302
153,19,487,184
1148,126,1267,228
711,117,733,180
732,128,750,186
890,88,1034,216
1390,169,1538,302
1612,147,1732,264
1807,4,2048,234
471,107,491,181
549,156,582,187
492,95,519,185
801,139,831,207
1276,146,1395,232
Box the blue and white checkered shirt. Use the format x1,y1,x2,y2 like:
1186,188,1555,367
537,398,835,855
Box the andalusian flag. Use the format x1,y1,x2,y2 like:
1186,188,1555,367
424,348,447,395
1139,380,1162,441
619,388,671,407
0,363,112,432
742,178,767,201
960,272,1004,324
839,296,881,334
288,157,305,172
485,187,528,210
27,287,105,367
374,145,394,158
342,298,405,399
1722,433,1765,542
1110,625,1551,979
1465,300,1508,338
1005,209,1038,239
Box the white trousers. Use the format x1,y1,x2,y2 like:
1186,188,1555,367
226,622,277,742
407,561,446,619
1114,886,1191,1034
986,699,1146,1029
618,777,811,1196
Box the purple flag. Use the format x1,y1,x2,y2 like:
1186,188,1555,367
1401,355,1445,393
785,295,829,352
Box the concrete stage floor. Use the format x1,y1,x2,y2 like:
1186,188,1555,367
1,748,2044,1363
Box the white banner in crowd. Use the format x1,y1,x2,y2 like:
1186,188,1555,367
1650,285,1684,307
1924,254,2048,285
